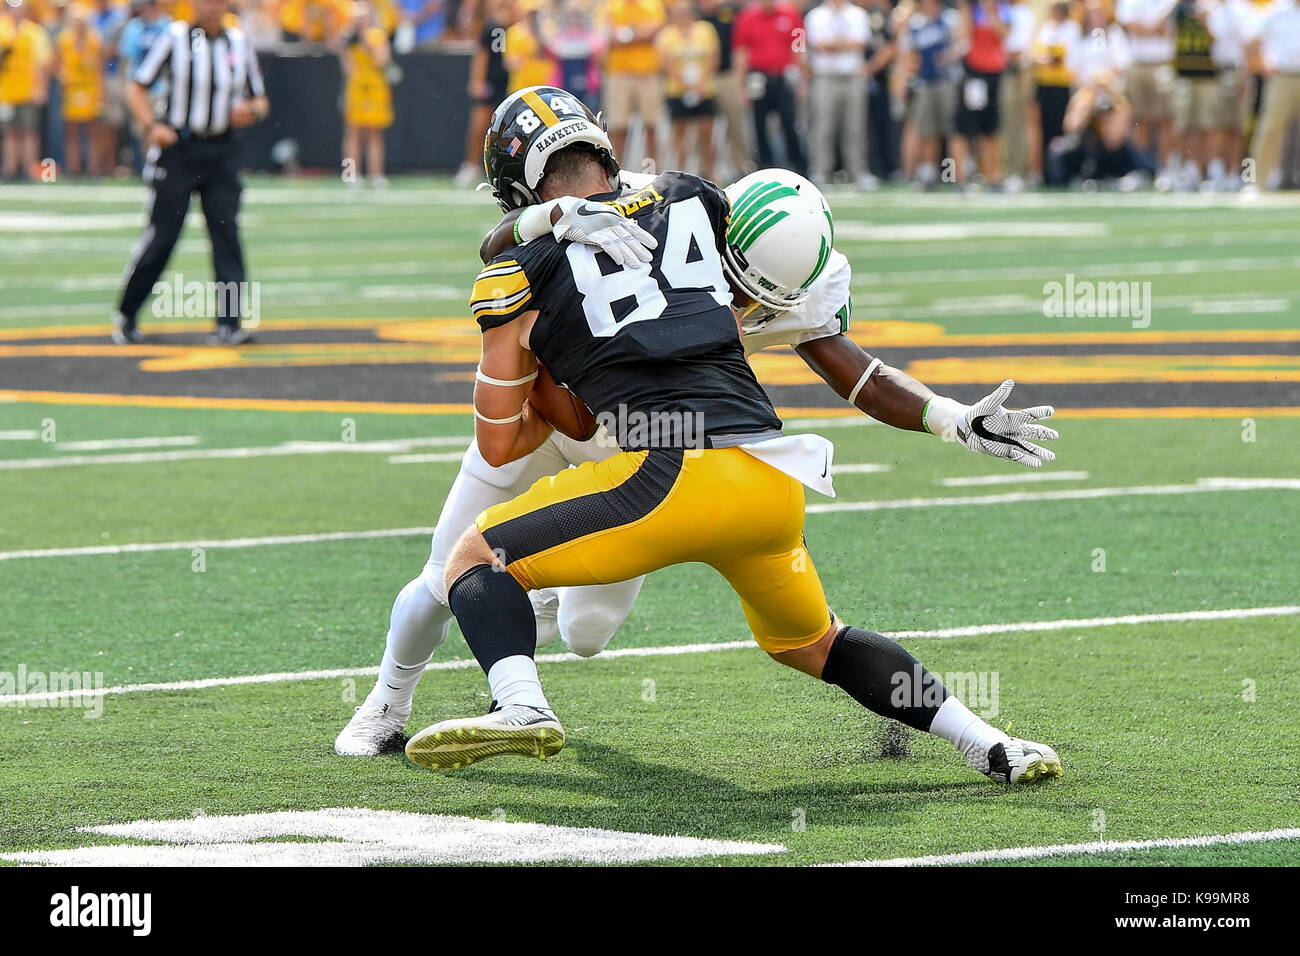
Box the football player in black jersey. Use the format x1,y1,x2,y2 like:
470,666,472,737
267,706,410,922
404,86,1061,786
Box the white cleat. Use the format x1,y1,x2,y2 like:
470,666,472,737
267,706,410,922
405,704,564,771
969,736,1063,784
334,701,410,756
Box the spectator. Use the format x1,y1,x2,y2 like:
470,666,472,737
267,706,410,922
538,0,604,108
698,0,750,178
0,0,52,182
503,0,555,92
340,0,393,187
1117,0,1177,171
1206,0,1258,189
953,0,1010,188
1245,0,1300,192
455,0,510,186
603,0,665,171
1000,0,1035,189
1170,0,1218,190
398,0,446,47
119,0,172,78
733,0,806,174
282,0,349,43
240,0,284,49
862,0,899,181
655,0,718,179
898,0,959,187
89,0,127,175
55,4,104,177
1032,1,1079,184
805,0,872,188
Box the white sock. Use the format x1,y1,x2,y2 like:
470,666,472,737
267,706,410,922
364,575,452,715
928,695,1005,759
487,655,551,712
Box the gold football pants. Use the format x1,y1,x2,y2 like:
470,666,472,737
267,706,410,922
476,446,833,653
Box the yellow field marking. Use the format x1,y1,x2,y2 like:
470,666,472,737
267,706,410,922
6,318,1300,350
0,390,470,415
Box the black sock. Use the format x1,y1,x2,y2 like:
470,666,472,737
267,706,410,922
820,626,950,732
446,564,536,675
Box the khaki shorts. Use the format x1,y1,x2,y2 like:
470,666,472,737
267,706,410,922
912,80,956,139
1215,69,1251,133
102,71,127,127
1127,62,1174,122
1173,76,1220,133
603,72,664,129
0,102,41,133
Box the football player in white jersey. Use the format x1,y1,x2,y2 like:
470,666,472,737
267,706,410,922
337,144,1057,773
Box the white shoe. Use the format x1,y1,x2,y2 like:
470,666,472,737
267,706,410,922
334,701,410,756
531,588,560,648
452,163,478,188
856,173,880,191
405,704,564,771
967,735,1063,784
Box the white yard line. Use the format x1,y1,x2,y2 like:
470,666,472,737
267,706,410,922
806,477,1300,513
831,463,892,474
2,606,1294,707
832,827,1300,867
0,435,471,470
939,471,1090,487
2,477,1294,561
0,430,39,441
0,526,438,561
54,435,199,452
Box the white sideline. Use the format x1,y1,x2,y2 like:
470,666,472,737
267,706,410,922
939,471,1090,487
0,435,472,470
2,606,1295,707
805,477,1300,513
53,436,199,452
833,827,1300,867
2,476,1295,562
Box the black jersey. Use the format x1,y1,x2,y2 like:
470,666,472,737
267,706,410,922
468,171,782,448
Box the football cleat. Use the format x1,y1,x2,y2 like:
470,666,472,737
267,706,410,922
972,736,1063,784
530,588,561,649
405,704,564,771
334,701,410,756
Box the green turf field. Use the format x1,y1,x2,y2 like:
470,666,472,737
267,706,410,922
0,177,1297,866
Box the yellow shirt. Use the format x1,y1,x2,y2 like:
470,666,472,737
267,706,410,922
58,28,103,122
654,20,718,98
504,21,554,92
343,25,393,127
280,0,347,42
605,0,665,75
0,19,53,106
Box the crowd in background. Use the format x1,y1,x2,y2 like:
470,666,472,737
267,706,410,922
4,0,1300,190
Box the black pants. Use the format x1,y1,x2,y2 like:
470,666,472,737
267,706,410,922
118,136,246,332
1036,85,1071,185
749,71,806,174
867,74,899,179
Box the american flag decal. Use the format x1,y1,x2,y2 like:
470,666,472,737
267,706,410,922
507,137,523,156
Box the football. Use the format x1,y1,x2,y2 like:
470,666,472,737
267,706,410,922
528,362,598,441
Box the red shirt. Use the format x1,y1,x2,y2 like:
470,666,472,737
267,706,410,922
733,2,804,76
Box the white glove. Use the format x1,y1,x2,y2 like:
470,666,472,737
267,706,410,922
550,196,658,269
923,380,1058,469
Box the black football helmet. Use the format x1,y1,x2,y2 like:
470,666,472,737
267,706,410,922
483,86,620,212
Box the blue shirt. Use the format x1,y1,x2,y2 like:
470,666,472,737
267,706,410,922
120,15,173,90
400,0,446,46
909,12,958,84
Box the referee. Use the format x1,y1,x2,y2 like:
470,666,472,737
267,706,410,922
112,0,269,345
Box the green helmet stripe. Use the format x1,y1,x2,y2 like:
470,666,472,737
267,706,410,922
728,183,800,244
735,209,790,253
801,236,829,289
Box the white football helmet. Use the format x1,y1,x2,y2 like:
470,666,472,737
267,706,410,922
722,169,836,331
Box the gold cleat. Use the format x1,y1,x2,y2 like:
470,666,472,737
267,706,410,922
405,705,565,771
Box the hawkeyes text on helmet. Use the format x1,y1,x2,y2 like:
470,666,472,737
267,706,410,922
483,86,620,213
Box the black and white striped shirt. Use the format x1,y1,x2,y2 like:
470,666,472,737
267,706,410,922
134,21,265,137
